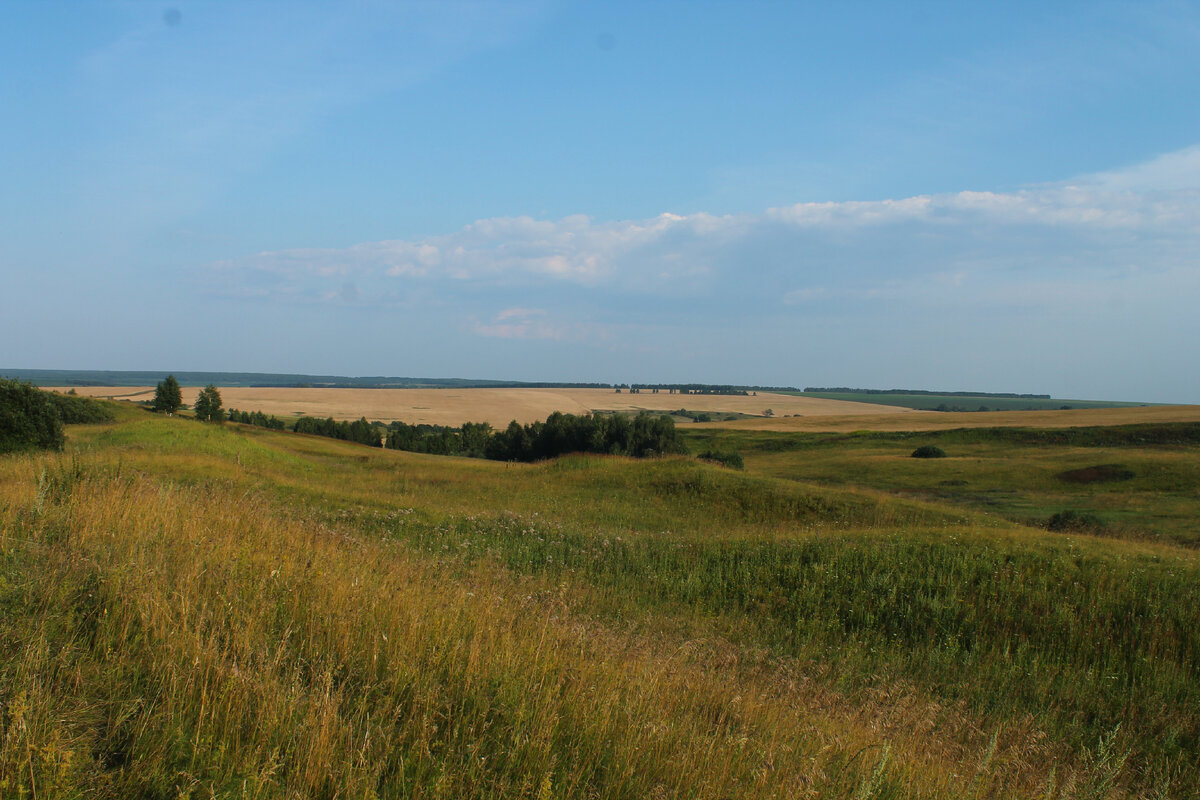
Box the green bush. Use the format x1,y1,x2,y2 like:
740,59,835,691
46,391,114,424
911,445,947,459
0,378,64,453
698,449,744,469
1047,510,1107,533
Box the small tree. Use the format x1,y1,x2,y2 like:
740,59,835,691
152,374,183,414
193,384,224,422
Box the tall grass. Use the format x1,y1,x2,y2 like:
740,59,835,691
2,411,1196,797
1,457,993,799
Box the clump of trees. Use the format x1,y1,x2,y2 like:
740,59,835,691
382,411,685,463
1,378,65,453
911,445,947,459
193,384,225,422
293,416,382,447
152,375,183,414
227,409,287,430
385,420,491,456
1,379,113,453
183,402,686,465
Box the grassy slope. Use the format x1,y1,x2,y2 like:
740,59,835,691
2,406,1198,798
684,424,1200,548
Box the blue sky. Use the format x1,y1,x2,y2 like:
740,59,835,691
2,1,1199,401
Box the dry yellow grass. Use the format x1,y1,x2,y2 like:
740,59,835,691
1,448,1064,799
690,403,1200,431
46,386,913,426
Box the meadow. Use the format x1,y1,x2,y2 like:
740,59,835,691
789,391,1151,413
692,404,1200,433
2,402,1198,798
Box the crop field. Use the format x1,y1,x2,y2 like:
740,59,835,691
2,401,1199,798
46,386,913,427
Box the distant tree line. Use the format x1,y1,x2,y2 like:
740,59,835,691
227,408,287,430
384,420,493,457
615,383,793,395
486,412,684,461
0,378,113,454
136,376,699,464
293,416,383,447
379,411,685,462
804,387,1052,399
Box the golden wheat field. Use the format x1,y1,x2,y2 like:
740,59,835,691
47,386,914,427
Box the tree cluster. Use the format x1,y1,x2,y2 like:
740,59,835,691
293,416,382,447
383,411,685,463
0,379,113,454
193,384,225,422
227,409,286,430
152,375,183,414
384,420,492,457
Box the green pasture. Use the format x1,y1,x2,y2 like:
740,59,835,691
788,391,1152,411
685,424,1200,547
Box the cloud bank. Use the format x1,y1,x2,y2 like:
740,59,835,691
196,149,1200,402
209,150,1200,339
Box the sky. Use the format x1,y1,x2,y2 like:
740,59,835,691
2,1,1199,402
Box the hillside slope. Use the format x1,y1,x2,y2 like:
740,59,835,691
2,407,1197,798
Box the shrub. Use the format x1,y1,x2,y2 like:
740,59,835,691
1047,510,1107,533
46,391,114,424
911,445,947,459
0,378,64,453
698,449,744,469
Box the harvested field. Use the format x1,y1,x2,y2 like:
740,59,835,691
46,386,913,427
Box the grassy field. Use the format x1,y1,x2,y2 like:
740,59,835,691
685,423,1200,548
790,391,1152,412
692,404,1200,433
47,386,912,427
2,403,1199,797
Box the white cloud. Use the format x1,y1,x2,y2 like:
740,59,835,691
207,145,1200,335
496,307,546,321
1084,144,1200,193
471,308,568,341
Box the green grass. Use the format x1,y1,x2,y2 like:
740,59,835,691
2,406,1198,797
685,424,1200,547
786,391,1152,412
